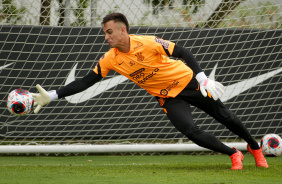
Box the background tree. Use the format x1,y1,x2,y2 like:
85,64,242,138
58,0,65,26
72,0,90,26
143,0,175,15
40,0,51,25
199,0,245,28
1,0,26,24
183,0,205,14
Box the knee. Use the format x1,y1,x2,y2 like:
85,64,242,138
184,126,204,141
223,113,241,125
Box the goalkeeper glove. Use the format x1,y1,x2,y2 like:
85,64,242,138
31,84,58,114
196,72,225,101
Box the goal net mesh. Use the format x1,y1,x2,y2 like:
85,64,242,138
0,0,281,153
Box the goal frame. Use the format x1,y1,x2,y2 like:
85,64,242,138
1,0,281,155
0,143,249,154
0,25,281,155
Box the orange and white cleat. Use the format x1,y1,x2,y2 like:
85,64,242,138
247,144,269,168
230,147,244,170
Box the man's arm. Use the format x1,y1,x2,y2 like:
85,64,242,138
57,71,102,98
170,44,224,100
32,71,102,113
171,44,202,74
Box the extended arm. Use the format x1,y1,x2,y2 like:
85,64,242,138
57,71,102,99
32,71,102,113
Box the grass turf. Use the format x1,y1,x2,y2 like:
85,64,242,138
0,154,281,184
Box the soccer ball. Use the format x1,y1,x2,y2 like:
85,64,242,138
260,134,282,157
7,88,34,116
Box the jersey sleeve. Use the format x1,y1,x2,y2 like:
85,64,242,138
152,36,175,56
93,51,114,78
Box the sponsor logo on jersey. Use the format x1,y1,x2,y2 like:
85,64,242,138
154,37,170,49
160,80,179,96
130,68,159,84
160,89,168,96
137,68,159,84
130,68,145,80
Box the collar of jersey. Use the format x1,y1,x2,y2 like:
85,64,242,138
115,35,136,56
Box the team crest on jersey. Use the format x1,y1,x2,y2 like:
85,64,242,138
135,52,144,62
154,37,170,49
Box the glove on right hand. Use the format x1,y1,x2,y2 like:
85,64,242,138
31,84,57,114
196,72,225,101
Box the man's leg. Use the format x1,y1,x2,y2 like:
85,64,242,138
191,97,268,168
181,77,259,150
181,77,268,168
161,96,236,156
158,96,243,170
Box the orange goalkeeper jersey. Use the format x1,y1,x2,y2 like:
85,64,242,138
94,35,193,98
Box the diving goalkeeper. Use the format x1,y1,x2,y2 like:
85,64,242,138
32,13,268,170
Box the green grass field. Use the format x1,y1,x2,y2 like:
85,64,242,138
0,154,281,184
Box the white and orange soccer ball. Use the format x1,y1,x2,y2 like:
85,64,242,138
7,88,34,116
260,134,282,157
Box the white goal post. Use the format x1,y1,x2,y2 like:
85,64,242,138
1,143,249,154
0,0,281,155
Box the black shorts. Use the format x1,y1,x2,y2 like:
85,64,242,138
155,77,239,136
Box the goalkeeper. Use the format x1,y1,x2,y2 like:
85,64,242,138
32,13,268,170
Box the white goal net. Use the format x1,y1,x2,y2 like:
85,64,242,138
0,0,281,154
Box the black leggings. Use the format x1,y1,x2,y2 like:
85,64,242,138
156,77,259,155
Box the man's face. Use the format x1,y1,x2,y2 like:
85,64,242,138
103,20,124,48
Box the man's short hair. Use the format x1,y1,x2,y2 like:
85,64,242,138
102,13,129,33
